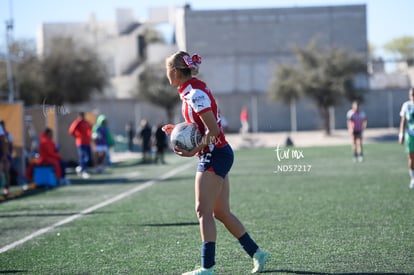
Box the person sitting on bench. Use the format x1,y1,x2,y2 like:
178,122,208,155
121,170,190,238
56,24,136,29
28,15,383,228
26,128,69,185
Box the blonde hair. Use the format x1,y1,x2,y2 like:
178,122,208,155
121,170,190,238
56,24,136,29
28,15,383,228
166,51,200,76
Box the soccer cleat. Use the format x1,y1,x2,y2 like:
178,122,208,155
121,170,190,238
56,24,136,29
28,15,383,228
81,172,90,179
182,266,215,275
251,249,270,273
75,166,82,176
410,180,414,189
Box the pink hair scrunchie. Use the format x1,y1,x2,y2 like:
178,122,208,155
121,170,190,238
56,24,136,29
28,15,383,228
183,54,202,68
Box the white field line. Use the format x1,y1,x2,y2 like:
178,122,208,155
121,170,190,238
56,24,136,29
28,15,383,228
0,162,193,254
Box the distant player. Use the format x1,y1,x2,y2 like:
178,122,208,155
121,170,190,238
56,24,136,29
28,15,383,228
347,101,367,162
68,112,92,179
399,87,414,189
240,106,249,135
0,122,8,195
162,51,269,275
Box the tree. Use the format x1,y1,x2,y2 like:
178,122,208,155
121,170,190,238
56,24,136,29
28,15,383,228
0,39,45,105
383,36,414,62
269,40,367,135
269,64,303,132
138,64,179,123
14,40,47,105
142,27,165,44
1,37,108,106
41,37,108,105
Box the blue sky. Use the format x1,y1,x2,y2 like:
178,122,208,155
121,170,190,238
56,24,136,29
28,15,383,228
0,0,413,56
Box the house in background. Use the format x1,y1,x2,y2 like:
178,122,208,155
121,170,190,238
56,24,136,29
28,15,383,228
37,8,177,99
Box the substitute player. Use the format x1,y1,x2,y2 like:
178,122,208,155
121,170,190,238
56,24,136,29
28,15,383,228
347,101,367,162
162,51,269,275
399,87,414,189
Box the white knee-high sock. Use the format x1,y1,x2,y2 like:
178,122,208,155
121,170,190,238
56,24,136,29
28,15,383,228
409,169,414,179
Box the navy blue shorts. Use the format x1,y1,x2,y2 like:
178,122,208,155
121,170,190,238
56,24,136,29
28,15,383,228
197,144,234,178
352,130,362,138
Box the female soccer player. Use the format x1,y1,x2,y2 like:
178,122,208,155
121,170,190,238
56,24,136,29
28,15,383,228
162,51,269,275
346,101,367,162
399,87,414,189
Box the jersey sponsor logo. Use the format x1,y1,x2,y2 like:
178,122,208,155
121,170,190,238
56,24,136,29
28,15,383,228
192,95,206,108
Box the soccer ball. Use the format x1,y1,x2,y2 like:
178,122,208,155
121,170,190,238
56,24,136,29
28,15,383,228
170,122,202,151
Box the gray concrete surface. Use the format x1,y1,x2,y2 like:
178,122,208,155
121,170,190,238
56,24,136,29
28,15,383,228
225,127,398,149
110,128,399,163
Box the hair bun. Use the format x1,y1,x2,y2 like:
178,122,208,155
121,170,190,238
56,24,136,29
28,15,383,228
183,54,202,69
191,54,202,65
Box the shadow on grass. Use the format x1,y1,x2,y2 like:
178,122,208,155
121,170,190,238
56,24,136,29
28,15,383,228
140,222,198,227
0,177,154,205
0,176,152,204
111,159,143,168
69,172,194,185
264,270,413,275
69,177,151,185
1,157,190,203
158,175,195,183
368,133,397,143
110,155,175,168
0,210,111,218
0,270,29,274
0,187,48,204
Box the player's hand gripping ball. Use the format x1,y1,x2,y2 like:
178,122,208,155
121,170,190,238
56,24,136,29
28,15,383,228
170,122,202,151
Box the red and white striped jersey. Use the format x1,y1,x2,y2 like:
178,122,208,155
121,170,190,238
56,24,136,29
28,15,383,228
178,77,228,151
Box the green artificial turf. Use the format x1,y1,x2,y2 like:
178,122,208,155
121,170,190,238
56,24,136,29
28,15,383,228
0,143,413,274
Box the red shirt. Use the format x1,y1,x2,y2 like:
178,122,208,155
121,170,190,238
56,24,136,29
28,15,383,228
38,132,61,163
35,131,62,179
68,118,92,146
240,108,248,122
178,78,228,152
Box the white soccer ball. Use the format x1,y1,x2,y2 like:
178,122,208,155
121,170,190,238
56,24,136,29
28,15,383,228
170,122,202,151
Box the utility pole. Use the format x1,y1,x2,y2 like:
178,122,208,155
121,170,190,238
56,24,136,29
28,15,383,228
5,18,14,103
5,0,15,103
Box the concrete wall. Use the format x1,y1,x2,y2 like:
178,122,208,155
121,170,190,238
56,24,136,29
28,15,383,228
215,88,408,133
180,5,367,95
61,88,408,137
